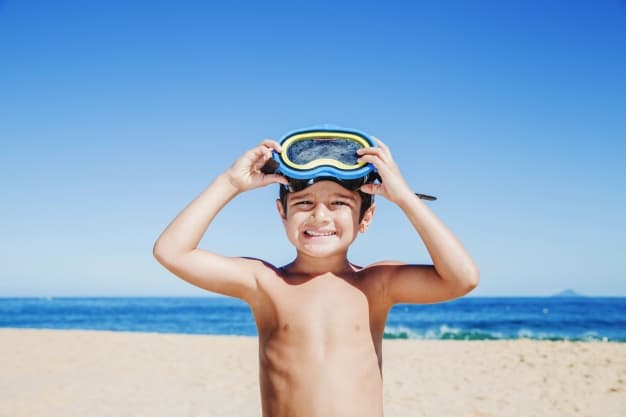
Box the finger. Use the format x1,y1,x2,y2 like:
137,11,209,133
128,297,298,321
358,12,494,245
372,136,389,151
249,145,273,170
253,151,273,171
357,153,388,169
242,147,264,167
261,173,288,186
357,146,391,164
261,141,278,161
372,137,392,159
357,153,379,165
357,147,384,156
259,139,283,153
261,144,273,160
358,154,395,180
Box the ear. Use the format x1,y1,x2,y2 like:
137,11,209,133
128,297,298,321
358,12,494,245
276,199,287,221
359,203,375,233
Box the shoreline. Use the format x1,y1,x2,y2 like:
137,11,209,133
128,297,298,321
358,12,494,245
2,329,625,416
2,326,624,342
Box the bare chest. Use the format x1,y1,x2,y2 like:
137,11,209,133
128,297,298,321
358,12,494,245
254,273,386,343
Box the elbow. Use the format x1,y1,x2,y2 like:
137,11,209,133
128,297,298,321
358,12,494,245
462,264,480,294
447,263,479,297
153,242,162,261
153,240,175,267
153,237,195,269
153,241,166,265
439,263,480,300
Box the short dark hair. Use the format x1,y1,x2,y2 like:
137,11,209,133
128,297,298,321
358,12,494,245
279,185,373,222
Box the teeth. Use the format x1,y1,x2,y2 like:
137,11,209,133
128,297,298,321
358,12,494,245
305,230,335,237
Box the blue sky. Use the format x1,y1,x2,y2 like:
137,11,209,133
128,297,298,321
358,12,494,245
1,0,625,297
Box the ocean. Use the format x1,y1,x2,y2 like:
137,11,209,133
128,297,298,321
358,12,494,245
1,297,625,342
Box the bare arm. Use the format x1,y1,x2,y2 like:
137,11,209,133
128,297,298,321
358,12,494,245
389,193,479,303
153,140,286,302
358,138,479,305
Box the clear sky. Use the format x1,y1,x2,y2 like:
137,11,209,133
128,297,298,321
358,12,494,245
1,0,625,297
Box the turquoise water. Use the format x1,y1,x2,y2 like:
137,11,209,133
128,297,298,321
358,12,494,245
1,297,625,341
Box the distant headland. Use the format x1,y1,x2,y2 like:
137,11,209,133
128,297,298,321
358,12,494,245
552,289,585,298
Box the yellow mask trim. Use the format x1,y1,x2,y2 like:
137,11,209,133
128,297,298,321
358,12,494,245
280,131,371,171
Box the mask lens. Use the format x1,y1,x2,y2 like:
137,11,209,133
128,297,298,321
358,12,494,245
286,138,362,166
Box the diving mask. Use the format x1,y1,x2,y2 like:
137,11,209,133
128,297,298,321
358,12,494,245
262,125,436,201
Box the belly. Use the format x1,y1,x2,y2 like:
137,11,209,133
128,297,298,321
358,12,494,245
259,332,384,417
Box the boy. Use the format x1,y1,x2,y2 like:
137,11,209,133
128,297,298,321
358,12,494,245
153,135,479,417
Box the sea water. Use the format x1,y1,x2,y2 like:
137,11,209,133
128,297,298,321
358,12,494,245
1,297,625,342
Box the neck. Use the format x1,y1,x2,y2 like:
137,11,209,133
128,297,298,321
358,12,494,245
285,251,356,277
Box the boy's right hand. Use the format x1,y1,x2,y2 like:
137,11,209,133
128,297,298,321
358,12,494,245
225,140,288,192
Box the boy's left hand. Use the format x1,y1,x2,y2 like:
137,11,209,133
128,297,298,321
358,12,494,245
356,137,415,205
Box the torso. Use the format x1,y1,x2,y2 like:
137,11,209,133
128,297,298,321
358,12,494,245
249,265,391,417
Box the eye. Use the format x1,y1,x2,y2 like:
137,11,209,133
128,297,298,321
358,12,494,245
294,200,312,206
332,200,350,206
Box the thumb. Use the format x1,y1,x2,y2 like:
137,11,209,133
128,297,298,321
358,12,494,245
360,183,384,195
261,173,288,187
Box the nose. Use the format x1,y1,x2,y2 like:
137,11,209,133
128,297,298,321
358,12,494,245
310,203,330,222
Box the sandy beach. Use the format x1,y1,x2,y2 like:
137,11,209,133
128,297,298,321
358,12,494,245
1,329,624,417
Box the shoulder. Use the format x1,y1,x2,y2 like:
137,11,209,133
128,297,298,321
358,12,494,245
358,260,407,277
240,257,281,276
355,261,407,300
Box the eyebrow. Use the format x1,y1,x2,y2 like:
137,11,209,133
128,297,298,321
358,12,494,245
332,193,357,201
289,192,312,200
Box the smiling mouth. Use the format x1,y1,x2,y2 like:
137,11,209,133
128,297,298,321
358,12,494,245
304,230,336,237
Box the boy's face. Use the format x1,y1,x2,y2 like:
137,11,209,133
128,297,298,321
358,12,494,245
276,181,375,258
